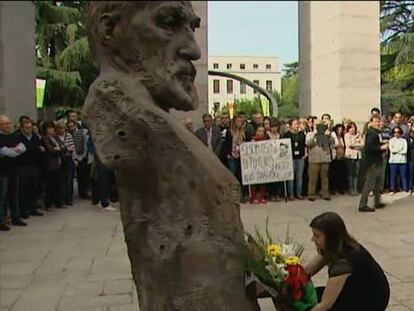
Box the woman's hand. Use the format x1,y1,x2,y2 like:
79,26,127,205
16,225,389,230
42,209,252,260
304,254,326,277
317,274,350,311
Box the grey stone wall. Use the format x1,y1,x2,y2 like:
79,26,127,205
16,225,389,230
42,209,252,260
0,1,36,123
299,1,380,125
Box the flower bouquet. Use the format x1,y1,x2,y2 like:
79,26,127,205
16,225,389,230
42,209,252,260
245,220,317,311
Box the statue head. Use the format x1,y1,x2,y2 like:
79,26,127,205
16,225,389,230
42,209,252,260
87,1,201,111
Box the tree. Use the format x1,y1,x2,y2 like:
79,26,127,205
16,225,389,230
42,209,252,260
35,1,97,108
231,97,263,119
380,0,414,115
282,61,299,79
275,62,299,118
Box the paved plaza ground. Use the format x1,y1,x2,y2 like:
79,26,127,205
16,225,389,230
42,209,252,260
0,193,413,311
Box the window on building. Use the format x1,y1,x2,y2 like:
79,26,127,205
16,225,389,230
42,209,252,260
240,82,246,94
240,64,245,70
266,64,272,69
213,63,219,69
253,64,259,69
253,80,259,93
213,80,220,94
226,63,232,70
226,80,233,94
266,80,273,92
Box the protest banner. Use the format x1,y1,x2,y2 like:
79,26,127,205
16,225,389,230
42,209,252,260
240,139,294,185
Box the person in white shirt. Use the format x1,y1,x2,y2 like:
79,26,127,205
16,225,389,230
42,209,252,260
388,126,409,193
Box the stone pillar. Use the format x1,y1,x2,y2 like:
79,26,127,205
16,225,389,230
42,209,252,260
171,1,208,129
0,1,36,123
299,1,380,126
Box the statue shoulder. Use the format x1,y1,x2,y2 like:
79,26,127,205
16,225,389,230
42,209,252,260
87,75,128,102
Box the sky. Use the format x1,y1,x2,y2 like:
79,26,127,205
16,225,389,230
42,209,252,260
208,1,298,71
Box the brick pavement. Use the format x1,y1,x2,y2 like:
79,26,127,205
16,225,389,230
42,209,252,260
0,194,413,311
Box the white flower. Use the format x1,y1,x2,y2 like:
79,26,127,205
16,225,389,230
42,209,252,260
277,263,289,278
282,243,296,258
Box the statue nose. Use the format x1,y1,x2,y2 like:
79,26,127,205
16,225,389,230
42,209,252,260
178,46,201,61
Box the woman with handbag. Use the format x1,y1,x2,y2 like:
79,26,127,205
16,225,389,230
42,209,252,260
41,121,65,210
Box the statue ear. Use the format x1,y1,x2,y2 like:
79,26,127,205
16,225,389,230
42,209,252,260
98,13,118,46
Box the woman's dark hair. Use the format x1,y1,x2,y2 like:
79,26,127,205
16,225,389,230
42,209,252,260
263,116,271,126
346,122,357,133
393,126,402,135
289,118,299,126
42,121,56,136
310,212,359,262
269,117,279,128
333,123,344,137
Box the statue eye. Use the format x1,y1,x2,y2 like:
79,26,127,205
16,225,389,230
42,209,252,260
190,17,201,32
156,9,186,31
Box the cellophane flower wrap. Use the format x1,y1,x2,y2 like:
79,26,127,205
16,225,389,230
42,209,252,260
245,219,317,311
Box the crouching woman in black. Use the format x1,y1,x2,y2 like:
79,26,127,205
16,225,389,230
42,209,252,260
305,212,390,311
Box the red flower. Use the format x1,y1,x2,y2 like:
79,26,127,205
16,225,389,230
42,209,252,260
284,264,309,300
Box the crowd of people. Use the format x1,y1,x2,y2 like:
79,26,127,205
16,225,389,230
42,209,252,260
189,108,414,211
2,106,412,231
0,110,118,231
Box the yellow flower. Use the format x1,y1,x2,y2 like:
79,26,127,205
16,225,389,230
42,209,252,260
285,256,300,266
267,244,282,257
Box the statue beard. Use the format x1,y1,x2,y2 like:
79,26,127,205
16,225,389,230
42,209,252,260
129,54,199,112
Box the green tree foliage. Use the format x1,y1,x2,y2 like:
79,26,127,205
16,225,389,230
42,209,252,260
235,97,263,119
381,0,414,115
35,1,97,108
278,62,299,118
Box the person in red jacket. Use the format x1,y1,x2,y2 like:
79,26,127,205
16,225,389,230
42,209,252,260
250,126,269,204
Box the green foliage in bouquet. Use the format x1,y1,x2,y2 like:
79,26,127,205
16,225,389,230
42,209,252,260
291,283,318,311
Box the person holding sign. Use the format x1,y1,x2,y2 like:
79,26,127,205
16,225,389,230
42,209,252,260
250,126,269,204
306,119,336,201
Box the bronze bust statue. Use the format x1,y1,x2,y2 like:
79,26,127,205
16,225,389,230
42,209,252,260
84,2,258,310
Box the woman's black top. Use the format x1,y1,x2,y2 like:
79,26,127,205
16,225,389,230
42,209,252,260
283,130,306,159
327,243,390,311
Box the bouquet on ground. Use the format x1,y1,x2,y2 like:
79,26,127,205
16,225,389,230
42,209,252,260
245,220,317,311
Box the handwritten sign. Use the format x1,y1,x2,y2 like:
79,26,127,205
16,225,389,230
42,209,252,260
240,139,294,185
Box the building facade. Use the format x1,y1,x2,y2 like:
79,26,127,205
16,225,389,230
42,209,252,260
208,56,282,114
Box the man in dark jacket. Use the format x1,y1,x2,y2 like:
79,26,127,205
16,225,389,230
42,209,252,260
195,114,222,156
16,119,44,218
0,115,27,230
359,116,389,212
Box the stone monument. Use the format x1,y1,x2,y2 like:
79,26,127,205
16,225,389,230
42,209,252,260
83,2,258,310
299,1,380,125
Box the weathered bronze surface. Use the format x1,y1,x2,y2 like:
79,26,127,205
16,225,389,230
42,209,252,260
83,2,258,310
